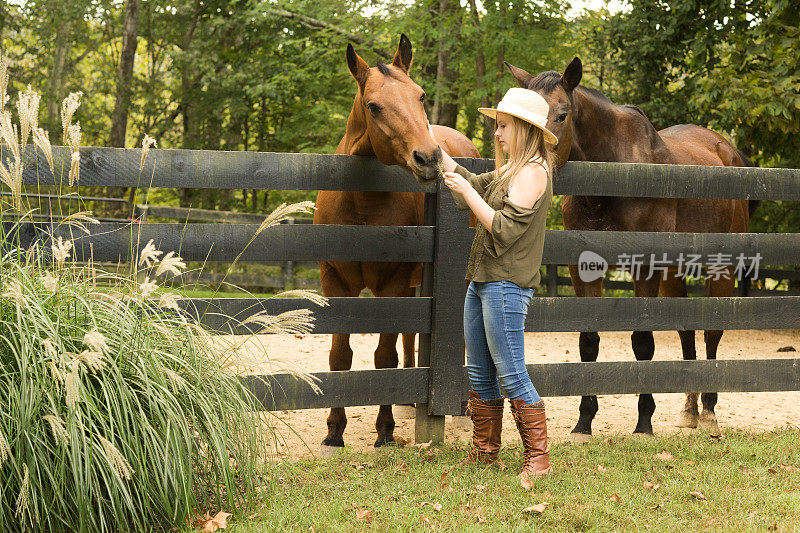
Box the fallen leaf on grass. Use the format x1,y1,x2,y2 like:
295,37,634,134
475,484,486,492
415,440,432,449
441,470,450,490
779,463,799,473
418,501,442,512
643,481,660,490
195,511,232,532
609,493,622,503
689,491,707,500
768,523,778,531
655,450,674,462
522,502,550,514
597,465,607,472
394,436,409,446
685,461,695,466
354,508,372,522
647,504,661,510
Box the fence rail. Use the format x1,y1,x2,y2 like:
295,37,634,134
11,146,800,442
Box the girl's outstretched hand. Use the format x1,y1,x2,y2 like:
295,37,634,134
443,171,472,196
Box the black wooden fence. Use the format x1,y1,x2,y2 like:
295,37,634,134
131,204,800,296
16,145,800,443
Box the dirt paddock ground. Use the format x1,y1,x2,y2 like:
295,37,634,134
237,329,800,459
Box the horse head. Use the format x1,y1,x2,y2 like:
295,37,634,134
344,35,442,184
504,57,584,167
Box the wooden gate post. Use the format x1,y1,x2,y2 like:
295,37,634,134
415,191,445,443
415,175,473,444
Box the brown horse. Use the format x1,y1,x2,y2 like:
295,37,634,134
504,57,757,440
313,35,479,452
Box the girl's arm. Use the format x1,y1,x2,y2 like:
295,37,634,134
443,172,496,228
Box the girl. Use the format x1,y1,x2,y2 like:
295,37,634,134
431,87,558,481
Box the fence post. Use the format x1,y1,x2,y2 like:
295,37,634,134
283,218,295,290
547,264,559,296
416,174,474,445
415,191,445,444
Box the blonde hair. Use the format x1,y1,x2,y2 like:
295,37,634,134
492,115,557,191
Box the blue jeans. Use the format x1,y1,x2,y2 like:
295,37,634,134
464,280,540,404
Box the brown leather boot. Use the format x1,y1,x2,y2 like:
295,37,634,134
510,398,552,477
461,391,504,465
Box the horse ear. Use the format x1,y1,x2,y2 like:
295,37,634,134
504,61,533,88
392,33,413,73
347,43,370,89
561,57,583,93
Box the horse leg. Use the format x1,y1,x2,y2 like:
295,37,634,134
371,277,415,447
394,287,418,420
631,274,661,436
699,270,735,436
659,273,699,428
568,265,602,443
373,333,400,446
320,264,360,452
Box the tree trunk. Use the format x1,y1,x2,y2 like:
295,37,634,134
468,0,493,155
179,3,201,208
431,0,460,128
46,22,72,133
109,0,141,147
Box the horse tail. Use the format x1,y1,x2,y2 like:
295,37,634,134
734,148,761,219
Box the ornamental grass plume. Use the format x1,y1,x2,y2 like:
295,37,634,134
0,224,279,532
0,67,324,531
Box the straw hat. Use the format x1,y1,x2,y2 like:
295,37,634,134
478,87,558,145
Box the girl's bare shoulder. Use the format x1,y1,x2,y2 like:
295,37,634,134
508,163,548,209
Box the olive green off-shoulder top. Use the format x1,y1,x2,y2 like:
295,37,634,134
451,161,552,289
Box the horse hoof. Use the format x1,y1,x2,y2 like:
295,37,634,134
318,444,344,459
569,432,592,444
632,431,655,438
449,415,472,430
675,410,700,428
698,411,721,436
393,404,416,419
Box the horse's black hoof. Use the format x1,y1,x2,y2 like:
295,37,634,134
632,430,655,438
321,437,345,448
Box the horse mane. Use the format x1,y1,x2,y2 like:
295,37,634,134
376,61,400,78
530,70,614,105
622,104,648,118
529,71,563,93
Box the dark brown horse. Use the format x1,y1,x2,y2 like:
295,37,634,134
314,35,479,452
504,57,757,440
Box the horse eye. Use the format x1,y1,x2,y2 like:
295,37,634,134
555,112,568,122
367,103,381,115
420,93,426,103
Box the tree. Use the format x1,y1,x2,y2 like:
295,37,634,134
109,0,141,148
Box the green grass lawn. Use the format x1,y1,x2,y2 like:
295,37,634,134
225,429,800,532
169,288,276,299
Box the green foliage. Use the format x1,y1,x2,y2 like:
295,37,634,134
0,223,267,531
0,0,796,231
